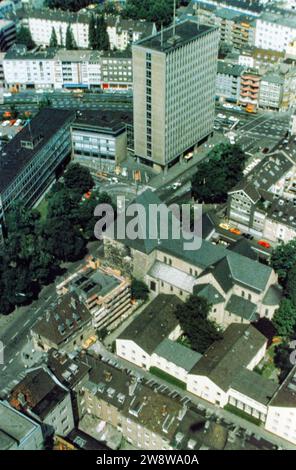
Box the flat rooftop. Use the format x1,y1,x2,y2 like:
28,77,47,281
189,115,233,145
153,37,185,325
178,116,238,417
134,19,217,53
0,400,40,449
0,108,74,194
72,109,133,135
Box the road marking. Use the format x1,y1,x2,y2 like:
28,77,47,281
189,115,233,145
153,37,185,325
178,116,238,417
8,358,13,364
15,351,19,357
11,333,17,340
2,365,7,371
24,319,30,326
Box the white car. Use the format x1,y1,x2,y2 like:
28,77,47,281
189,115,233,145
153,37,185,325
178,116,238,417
172,181,181,190
217,113,226,119
228,116,238,122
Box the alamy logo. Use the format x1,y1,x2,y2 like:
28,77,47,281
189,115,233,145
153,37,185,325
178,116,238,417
94,197,203,251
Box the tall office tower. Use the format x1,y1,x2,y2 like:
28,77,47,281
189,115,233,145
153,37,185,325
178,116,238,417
132,19,219,171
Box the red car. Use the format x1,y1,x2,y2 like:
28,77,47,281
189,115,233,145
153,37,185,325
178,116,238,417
257,240,271,249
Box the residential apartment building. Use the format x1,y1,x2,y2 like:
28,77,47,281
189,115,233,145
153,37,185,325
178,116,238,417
3,46,132,91
259,73,284,109
77,353,211,450
187,324,277,423
255,12,296,52
133,19,219,171
0,400,44,450
9,367,74,438
0,19,15,51
238,46,284,70
25,9,155,51
56,259,132,331
239,69,261,110
216,61,244,102
71,109,132,171
0,108,74,244
31,292,95,353
265,366,296,445
228,150,296,242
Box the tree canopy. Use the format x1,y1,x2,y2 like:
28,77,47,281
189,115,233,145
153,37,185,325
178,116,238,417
270,239,296,286
272,298,296,338
191,143,247,203
49,27,58,47
65,24,77,50
0,164,111,315
174,295,222,353
16,26,36,50
45,0,92,11
122,0,178,27
131,278,149,301
88,14,110,50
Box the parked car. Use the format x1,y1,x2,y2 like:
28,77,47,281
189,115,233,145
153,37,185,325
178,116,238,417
219,223,230,230
257,240,271,249
229,227,241,235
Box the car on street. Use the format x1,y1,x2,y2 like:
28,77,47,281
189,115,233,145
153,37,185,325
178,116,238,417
257,240,271,249
217,113,226,119
172,181,181,190
229,227,241,235
219,222,230,230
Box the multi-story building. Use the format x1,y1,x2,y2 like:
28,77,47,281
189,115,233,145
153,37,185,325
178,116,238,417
56,259,132,331
3,45,57,90
133,19,219,171
25,9,155,51
259,73,284,109
0,108,74,243
255,12,296,52
9,367,74,438
238,46,284,70
216,61,244,102
0,19,15,51
106,15,156,51
3,46,132,91
228,150,296,242
0,400,44,450
31,292,95,353
100,50,132,91
71,109,132,171
239,69,261,110
265,366,296,445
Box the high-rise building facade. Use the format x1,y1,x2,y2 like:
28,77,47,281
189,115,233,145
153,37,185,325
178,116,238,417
132,19,219,171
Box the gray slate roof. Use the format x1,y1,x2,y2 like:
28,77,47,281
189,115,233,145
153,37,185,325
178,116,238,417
117,294,182,354
189,324,267,391
225,294,257,321
154,339,201,372
148,261,196,293
193,283,225,305
231,368,277,405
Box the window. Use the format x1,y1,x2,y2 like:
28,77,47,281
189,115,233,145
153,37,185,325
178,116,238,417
150,281,156,291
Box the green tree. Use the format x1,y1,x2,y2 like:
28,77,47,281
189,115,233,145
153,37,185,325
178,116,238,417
88,14,97,50
131,278,149,301
286,264,296,306
65,24,77,50
174,295,222,353
270,239,296,286
272,299,296,338
42,217,86,262
274,343,294,383
77,191,114,240
191,143,247,203
95,15,110,51
63,163,94,196
16,25,36,50
49,27,58,47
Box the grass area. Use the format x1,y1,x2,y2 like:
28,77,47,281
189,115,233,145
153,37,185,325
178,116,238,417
224,404,261,426
149,367,186,390
176,335,191,349
254,343,279,382
36,197,48,221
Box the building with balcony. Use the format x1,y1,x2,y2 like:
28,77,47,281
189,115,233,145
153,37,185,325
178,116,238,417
56,259,132,331
239,69,261,110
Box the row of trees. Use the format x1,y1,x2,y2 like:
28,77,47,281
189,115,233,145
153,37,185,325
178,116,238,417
191,143,247,204
0,164,113,315
16,26,36,50
45,0,92,11
88,14,110,51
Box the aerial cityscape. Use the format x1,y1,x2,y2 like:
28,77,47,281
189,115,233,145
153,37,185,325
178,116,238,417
1,0,296,458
